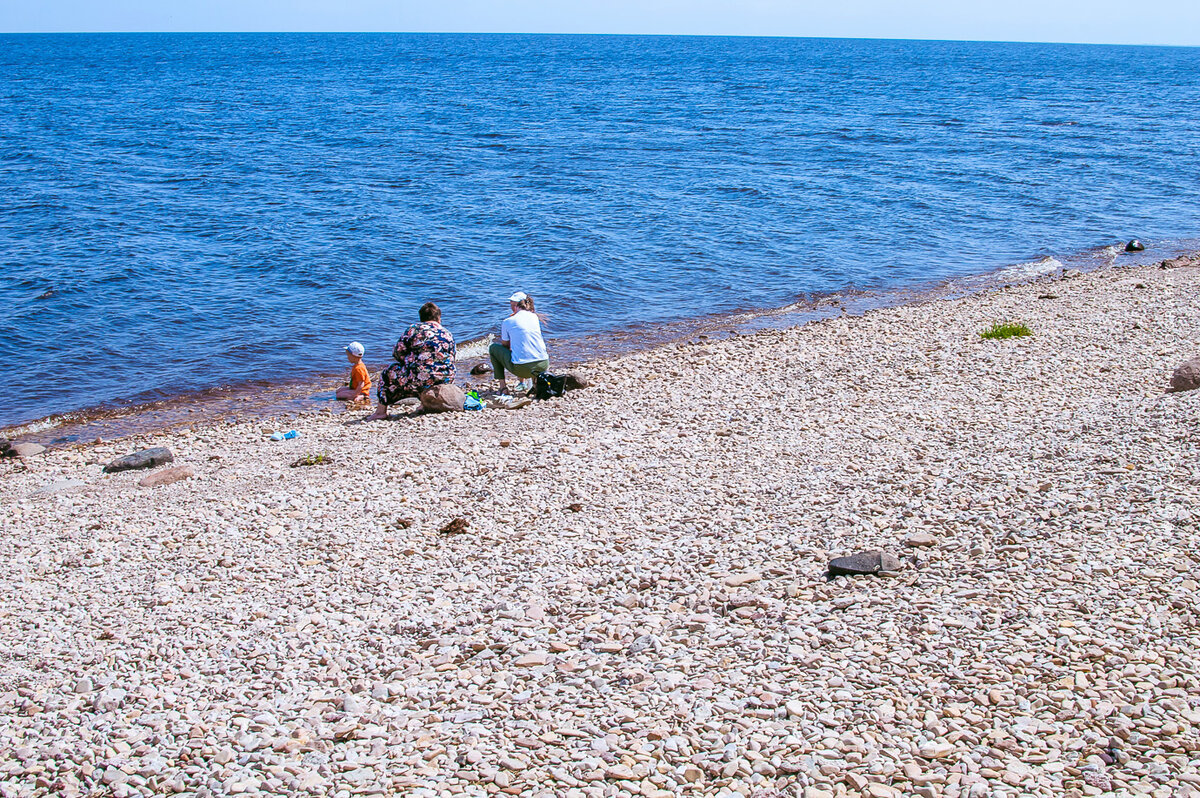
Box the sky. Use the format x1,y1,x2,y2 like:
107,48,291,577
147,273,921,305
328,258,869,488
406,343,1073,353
1,0,1199,46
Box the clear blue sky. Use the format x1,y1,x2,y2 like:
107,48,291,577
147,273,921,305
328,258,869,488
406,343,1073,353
3,0,1198,46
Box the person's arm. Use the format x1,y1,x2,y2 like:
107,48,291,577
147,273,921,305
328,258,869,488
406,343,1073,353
393,326,416,361
499,318,512,348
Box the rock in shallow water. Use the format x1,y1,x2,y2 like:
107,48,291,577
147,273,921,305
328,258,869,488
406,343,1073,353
104,447,173,473
9,442,46,458
828,550,902,576
1125,239,1145,252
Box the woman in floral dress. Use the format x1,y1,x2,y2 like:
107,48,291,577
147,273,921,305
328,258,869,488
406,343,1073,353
365,302,456,420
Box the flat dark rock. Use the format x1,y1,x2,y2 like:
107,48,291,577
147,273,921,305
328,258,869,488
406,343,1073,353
828,550,902,577
470,363,492,376
0,438,10,457
104,447,174,473
1168,357,1200,393
563,372,590,390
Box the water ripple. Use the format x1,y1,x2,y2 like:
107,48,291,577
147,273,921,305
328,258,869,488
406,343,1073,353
1,33,1199,427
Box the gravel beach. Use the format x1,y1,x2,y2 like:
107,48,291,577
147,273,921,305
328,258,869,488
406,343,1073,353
1,257,1198,798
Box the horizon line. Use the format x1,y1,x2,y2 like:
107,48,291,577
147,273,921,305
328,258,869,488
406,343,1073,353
0,31,1195,48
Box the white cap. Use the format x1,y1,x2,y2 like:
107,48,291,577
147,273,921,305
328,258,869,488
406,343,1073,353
508,291,528,303
345,341,365,357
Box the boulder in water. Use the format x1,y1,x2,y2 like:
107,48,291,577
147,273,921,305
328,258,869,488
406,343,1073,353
1124,239,1145,252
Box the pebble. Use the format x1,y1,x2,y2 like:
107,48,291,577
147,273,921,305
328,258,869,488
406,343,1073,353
513,652,548,667
919,741,955,759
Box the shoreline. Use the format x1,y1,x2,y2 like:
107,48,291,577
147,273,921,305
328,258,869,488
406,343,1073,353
1,256,1198,796
1,240,1185,448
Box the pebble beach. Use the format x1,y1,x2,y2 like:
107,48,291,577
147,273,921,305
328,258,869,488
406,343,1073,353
1,256,1199,798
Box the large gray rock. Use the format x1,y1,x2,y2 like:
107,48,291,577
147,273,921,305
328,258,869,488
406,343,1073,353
563,372,591,390
1168,357,1200,393
10,442,46,458
104,447,174,473
828,550,902,577
420,384,465,413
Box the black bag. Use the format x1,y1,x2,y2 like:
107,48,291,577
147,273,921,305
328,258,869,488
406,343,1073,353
534,372,566,400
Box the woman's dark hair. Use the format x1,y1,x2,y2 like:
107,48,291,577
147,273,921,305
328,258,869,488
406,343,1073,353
419,302,441,322
517,295,535,312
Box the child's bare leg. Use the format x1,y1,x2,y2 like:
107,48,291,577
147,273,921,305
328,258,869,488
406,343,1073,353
335,387,357,400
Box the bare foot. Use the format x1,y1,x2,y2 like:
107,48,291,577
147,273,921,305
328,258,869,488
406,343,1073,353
364,404,389,421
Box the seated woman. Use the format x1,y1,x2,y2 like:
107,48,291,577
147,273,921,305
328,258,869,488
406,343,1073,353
366,302,456,421
489,292,548,394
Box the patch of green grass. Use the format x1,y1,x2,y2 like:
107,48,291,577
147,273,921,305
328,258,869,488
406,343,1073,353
290,453,331,468
980,322,1033,340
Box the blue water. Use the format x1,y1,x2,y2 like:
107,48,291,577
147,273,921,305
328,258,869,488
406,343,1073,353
2,34,1199,428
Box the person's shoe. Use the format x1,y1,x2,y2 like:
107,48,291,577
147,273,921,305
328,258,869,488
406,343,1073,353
514,379,532,393
492,395,531,410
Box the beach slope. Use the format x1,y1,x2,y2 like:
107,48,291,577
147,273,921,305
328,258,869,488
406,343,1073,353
1,260,1198,797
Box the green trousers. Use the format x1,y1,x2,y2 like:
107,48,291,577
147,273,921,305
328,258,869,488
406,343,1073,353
489,343,548,381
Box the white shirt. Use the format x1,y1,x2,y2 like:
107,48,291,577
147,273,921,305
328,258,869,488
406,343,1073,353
501,310,548,364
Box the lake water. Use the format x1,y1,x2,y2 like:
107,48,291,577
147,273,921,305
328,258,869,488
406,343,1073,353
2,33,1199,429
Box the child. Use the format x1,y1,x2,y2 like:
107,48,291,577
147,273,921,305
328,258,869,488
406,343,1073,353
336,342,371,402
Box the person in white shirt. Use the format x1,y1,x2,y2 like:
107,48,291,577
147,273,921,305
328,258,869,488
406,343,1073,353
489,291,549,394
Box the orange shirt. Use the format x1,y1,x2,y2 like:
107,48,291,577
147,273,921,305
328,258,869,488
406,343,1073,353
350,361,371,395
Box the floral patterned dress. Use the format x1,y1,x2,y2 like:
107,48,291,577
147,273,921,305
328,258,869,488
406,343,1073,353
377,321,456,405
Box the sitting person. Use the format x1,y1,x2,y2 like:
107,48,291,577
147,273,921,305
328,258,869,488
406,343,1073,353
335,341,371,402
366,302,456,420
489,292,548,394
